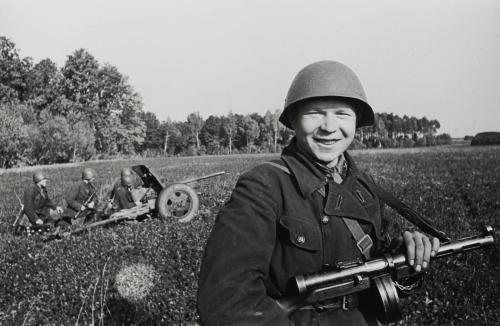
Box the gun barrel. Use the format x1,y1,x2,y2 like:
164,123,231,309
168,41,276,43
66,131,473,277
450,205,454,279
296,227,495,294
180,171,225,184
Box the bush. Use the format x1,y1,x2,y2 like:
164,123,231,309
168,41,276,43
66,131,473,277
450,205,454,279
436,133,452,145
471,132,500,146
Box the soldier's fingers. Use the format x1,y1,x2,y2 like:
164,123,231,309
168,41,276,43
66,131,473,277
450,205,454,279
422,236,432,269
431,237,440,257
413,232,425,272
403,231,415,266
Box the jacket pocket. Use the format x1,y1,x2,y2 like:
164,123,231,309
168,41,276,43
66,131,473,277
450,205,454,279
279,215,321,251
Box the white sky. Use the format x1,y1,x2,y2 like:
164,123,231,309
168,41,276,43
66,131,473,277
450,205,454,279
1,0,499,137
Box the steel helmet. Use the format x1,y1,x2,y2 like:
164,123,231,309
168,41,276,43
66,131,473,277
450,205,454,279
121,175,134,187
121,168,133,177
82,168,96,181
33,171,47,183
279,60,374,129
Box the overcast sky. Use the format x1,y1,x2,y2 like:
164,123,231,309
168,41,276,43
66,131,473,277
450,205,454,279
1,0,499,137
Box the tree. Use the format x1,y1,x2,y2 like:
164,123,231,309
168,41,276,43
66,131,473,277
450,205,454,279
187,112,204,150
240,115,260,153
61,49,99,111
160,118,183,155
140,111,163,153
0,103,30,167
25,113,74,164
0,36,32,104
200,115,223,154
24,58,62,111
118,90,146,154
221,111,237,154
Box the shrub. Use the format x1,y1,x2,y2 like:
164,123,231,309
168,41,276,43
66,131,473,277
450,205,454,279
436,133,452,145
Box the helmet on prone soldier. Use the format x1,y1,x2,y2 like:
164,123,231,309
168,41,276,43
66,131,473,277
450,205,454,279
33,171,48,184
279,60,374,130
82,168,96,181
121,168,133,177
121,175,134,187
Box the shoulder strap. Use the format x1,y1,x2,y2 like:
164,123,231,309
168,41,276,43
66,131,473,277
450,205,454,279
368,181,450,242
262,160,291,175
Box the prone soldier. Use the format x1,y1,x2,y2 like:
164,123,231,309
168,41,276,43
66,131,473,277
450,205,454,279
113,174,141,211
16,171,64,234
62,168,99,225
107,168,146,206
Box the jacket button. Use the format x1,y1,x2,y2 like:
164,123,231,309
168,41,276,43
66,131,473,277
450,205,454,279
296,235,306,244
321,216,330,224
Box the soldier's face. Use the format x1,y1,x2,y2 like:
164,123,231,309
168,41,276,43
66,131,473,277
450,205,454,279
39,179,48,187
292,98,357,167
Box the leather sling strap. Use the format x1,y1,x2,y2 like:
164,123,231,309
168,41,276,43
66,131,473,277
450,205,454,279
342,217,373,259
366,182,450,242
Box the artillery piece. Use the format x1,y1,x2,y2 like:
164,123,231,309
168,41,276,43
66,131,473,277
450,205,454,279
131,165,225,223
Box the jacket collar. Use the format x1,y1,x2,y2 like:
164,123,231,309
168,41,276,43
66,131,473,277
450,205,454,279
281,138,361,198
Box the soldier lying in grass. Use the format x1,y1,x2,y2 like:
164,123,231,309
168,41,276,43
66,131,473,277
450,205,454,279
198,61,441,326
16,171,64,233
61,168,100,225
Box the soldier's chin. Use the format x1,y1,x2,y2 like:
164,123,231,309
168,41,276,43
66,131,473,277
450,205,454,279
313,152,342,166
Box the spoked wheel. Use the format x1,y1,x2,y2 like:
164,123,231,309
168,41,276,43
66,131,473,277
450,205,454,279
156,184,199,222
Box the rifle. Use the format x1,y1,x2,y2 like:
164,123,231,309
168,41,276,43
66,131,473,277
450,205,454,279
277,225,495,324
12,191,25,234
74,191,97,219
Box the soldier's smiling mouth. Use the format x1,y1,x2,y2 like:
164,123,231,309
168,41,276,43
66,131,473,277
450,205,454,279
313,138,340,145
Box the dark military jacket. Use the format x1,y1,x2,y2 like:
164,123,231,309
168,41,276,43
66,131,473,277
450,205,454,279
198,140,389,326
113,185,136,210
108,177,143,200
23,184,57,224
64,181,97,217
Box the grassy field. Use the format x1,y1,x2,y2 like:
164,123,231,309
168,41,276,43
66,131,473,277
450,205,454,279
0,144,499,325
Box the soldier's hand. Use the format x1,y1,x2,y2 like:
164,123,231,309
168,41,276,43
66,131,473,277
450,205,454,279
87,202,95,209
35,218,43,225
56,206,63,214
134,201,141,206
403,230,440,272
80,205,86,211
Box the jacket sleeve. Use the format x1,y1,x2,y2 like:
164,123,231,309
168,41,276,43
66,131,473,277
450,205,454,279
197,169,293,326
23,187,38,224
66,184,82,211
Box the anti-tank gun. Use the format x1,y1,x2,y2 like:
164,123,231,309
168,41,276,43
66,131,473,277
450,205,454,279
131,165,225,223
43,165,225,241
277,225,496,324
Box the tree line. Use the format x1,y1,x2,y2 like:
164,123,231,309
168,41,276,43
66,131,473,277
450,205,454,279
0,36,450,168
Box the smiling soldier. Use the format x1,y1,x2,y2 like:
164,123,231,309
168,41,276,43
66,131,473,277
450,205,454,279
197,61,441,325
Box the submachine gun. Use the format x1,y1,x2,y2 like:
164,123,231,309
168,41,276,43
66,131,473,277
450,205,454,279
277,225,496,324
74,191,97,219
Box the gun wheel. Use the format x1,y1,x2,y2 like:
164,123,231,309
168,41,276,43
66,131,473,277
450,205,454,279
156,183,199,222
